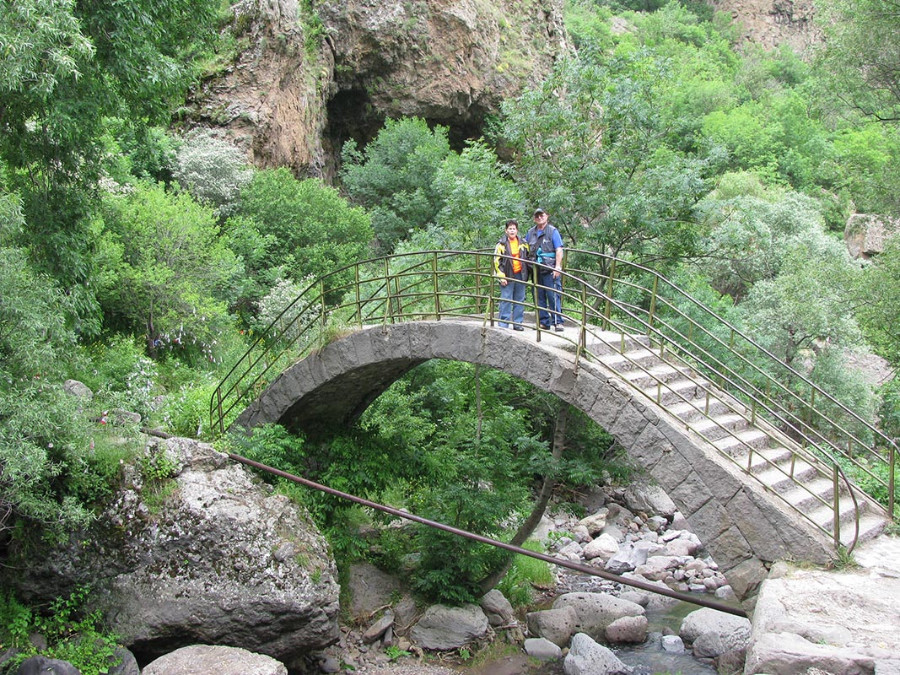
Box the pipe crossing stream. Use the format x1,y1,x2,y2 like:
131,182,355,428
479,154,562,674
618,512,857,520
228,452,747,618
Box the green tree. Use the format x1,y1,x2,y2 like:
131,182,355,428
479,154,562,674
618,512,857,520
737,236,861,369
341,118,452,254
814,0,900,122
0,0,220,328
497,49,711,267
854,233,900,366
96,182,241,361
427,140,524,250
0,193,96,541
696,173,829,299
235,168,373,293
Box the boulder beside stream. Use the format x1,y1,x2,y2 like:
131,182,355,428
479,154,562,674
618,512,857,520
9,436,340,667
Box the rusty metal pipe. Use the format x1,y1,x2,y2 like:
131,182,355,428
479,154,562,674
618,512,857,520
228,452,747,618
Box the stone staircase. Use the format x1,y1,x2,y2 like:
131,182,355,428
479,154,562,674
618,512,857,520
583,331,890,550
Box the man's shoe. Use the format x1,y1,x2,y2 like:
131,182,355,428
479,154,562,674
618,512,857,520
540,324,551,330
513,326,525,331
554,325,564,332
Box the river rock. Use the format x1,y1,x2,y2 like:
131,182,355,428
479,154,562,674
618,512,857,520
623,483,676,519
480,589,515,626
525,637,563,661
14,657,80,675
409,604,489,650
552,592,645,640
679,607,751,654
526,606,578,647
583,533,620,561
604,615,648,644
346,562,406,621
563,632,632,675
142,645,287,675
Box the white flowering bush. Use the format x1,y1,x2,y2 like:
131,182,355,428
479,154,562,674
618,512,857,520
173,129,253,218
256,276,319,350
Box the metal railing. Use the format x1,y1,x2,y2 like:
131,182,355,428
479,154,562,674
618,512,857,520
211,249,896,551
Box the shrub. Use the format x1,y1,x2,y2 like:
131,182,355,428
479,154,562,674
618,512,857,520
173,129,252,218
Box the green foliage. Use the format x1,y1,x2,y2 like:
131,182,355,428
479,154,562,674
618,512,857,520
496,540,554,607
696,177,831,299
385,644,411,661
496,49,712,264
814,0,900,122
71,335,161,420
429,140,524,250
854,234,900,366
0,587,120,675
0,229,125,540
0,0,220,315
96,181,241,362
341,118,452,254
236,168,373,295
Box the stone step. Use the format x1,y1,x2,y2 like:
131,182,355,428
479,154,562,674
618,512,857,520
584,332,651,356
751,455,821,492
640,376,711,407
712,428,771,456
842,512,890,548
666,396,731,422
689,413,750,441
779,477,838,513
596,347,663,373
620,362,693,389
808,496,866,534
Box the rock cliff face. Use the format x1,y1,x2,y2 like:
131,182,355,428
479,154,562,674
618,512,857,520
188,0,569,178
709,0,818,50
188,0,816,177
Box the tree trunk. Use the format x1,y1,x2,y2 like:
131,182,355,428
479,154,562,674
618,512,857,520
477,406,568,595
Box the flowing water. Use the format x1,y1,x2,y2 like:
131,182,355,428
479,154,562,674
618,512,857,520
463,600,721,675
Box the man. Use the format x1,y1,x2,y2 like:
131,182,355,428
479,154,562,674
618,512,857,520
494,219,529,330
526,208,564,331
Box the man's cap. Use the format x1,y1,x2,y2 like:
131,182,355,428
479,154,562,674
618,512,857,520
533,208,546,216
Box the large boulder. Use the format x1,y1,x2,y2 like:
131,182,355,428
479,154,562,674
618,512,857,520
10,437,340,666
563,633,632,675
409,604,489,650
142,645,287,675
552,592,645,641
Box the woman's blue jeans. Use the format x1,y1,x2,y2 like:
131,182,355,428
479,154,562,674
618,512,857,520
499,276,527,328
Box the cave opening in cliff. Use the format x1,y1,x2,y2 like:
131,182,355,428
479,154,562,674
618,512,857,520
326,88,490,177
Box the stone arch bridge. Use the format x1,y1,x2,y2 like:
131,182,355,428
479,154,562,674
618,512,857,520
217,250,893,600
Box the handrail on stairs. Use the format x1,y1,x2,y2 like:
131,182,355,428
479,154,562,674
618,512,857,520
564,249,896,522
210,249,896,551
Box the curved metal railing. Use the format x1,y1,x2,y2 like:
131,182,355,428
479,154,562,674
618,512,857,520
210,249,896,551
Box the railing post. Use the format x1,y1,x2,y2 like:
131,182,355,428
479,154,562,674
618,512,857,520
320,280,327,333
531,264,541,342
475,251,483,315
604,259,616,330
832,465,841,548
649,275,658,329
383,257,392,327
216,387,224,435
432,251,441,320
575,282,588,372
355,263,362,328
890,443,896,519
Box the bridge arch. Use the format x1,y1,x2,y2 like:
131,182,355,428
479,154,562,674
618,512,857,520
236,320,837,599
